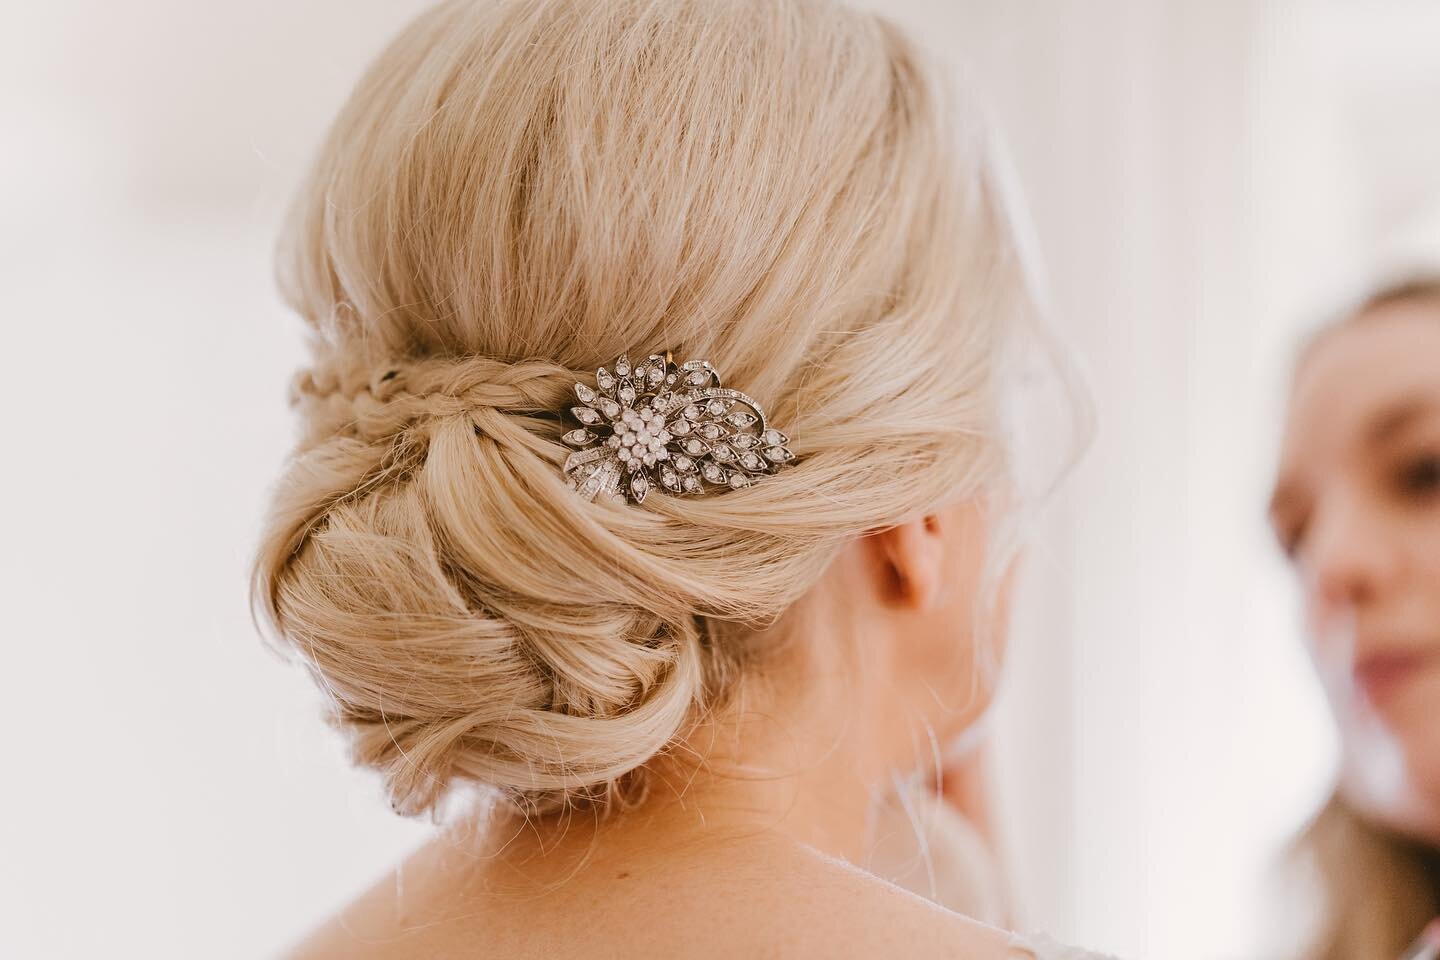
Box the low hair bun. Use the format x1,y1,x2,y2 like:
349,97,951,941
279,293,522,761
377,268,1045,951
332,606,707,817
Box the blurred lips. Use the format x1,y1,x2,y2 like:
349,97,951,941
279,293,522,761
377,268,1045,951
1352,643,1440,707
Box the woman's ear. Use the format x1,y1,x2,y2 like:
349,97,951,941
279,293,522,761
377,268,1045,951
868,513,947,611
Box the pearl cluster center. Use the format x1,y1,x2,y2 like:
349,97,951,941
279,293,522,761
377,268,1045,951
611,405,672,468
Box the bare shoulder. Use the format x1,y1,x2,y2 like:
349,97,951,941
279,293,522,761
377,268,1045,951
694,838,1018,959
277,833,1019,960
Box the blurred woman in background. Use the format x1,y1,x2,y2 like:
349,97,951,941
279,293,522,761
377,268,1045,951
1270,278,1440,960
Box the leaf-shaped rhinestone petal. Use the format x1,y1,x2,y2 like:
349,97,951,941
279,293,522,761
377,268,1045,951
629,473,649,502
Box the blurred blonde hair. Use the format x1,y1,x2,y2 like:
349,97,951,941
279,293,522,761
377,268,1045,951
1295,795,1440,960
1290,276,1440,960
253,0,1035,819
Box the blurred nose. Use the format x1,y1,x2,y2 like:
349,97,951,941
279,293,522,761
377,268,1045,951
1303,490,1400,615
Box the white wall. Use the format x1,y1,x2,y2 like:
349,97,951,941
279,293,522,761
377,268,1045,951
3,1,1437,957
1,5,436,956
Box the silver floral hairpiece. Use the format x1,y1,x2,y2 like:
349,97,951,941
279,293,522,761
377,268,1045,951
561,351,795,504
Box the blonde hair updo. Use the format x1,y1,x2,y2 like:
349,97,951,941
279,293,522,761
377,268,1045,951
253,0,1035,818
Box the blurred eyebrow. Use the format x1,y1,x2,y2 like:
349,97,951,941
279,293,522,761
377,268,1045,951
1365,395,1434,446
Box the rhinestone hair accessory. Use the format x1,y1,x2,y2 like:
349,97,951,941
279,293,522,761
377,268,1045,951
561,351,795,504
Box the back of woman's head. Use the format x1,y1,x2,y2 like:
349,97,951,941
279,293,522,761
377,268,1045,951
254,0,1032,818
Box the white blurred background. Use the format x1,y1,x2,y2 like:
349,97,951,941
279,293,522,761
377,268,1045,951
2,1,1438,957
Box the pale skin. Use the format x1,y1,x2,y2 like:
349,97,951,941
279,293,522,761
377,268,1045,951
290,499,1022,959
1270,298,1440,847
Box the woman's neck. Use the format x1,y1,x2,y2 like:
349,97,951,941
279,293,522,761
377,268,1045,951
475,676,905,882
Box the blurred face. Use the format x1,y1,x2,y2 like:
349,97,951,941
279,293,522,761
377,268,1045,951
1269,299,1440,841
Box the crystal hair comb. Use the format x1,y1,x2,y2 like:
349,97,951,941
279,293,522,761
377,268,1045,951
561,351,795,504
